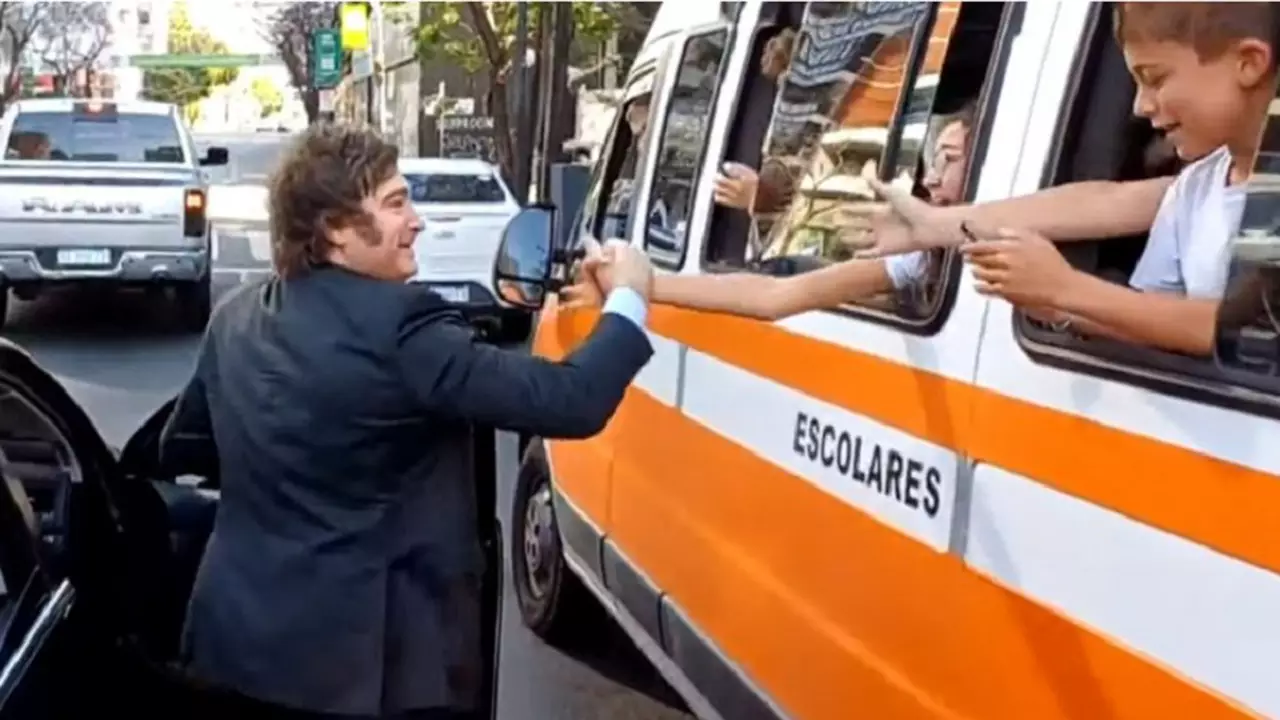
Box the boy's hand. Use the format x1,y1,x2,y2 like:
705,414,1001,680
961,228,1078,308
856,165,957,258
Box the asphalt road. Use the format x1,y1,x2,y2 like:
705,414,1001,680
2,133,693,720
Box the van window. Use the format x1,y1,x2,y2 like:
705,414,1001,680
703,1,1010,329
6,110,185,163
1014,4,1280,415
574,72,658,249
643,28,731,268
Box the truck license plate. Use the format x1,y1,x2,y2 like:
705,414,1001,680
57,249,111,266
432,286,469,303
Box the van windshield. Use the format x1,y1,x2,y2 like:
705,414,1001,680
5,110,186,163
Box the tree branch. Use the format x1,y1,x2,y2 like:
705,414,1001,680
462,2,506,73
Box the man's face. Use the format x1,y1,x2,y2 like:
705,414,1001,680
924,119,969,206
328,173,423,282
1125,37,1273,161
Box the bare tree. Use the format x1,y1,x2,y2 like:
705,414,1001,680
0,2,50,112
259,1,336,124
32,1,110,95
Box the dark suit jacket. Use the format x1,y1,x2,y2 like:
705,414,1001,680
159,265,652,716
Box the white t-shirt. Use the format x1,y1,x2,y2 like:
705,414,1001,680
884,250,928,289
1129,146,1246,298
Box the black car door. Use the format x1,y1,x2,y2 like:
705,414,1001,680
0,339,194,718
0,466,77,719
0,338,123,717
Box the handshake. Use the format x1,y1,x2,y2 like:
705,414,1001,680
562,238,654,307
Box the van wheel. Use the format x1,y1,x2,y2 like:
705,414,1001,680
510,443,593,644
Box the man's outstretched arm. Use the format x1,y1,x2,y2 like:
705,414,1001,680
396,288,653,439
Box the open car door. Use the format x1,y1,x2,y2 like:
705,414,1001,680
0,337,505,719
0,339,197,717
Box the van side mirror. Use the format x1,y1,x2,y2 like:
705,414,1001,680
200,146,229,167
493,206,555,309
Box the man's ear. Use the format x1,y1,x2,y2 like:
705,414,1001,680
317,209,354,248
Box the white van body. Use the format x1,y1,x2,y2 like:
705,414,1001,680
505,2,1280,719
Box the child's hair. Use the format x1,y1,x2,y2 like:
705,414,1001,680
1113,2,1279,66
754,156,797,215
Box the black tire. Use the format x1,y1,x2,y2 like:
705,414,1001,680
509,441,595,644
0,288,9,331
176,275,212,332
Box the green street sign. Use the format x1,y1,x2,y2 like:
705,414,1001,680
311,28,342,89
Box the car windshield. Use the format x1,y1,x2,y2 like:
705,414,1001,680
404,172,508,204
5,109,185,163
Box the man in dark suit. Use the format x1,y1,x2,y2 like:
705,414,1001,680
159,124,654,719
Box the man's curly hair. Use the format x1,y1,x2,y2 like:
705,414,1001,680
267,124,400,278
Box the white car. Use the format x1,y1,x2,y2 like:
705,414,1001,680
400,157,524,337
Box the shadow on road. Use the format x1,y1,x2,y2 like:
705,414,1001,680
2,288,202,392
553,601,690,712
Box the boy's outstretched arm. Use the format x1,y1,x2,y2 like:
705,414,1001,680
864,175,1176,257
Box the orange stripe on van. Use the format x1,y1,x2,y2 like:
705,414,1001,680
646,305,1280,577
538,300,1264,717
608,389,1254,719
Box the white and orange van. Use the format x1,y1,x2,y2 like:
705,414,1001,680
494,1,1280,718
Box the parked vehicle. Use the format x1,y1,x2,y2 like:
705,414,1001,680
0,99,228,331
401,157,526,340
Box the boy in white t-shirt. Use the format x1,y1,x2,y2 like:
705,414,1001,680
871,2,1274,357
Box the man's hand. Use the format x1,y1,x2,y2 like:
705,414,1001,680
603,240,653,301
961,228,1078,308
713,162,759,211
560,238,652,306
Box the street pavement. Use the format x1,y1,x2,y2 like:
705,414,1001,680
3,132,694,720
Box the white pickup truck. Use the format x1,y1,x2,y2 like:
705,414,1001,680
0,98,228,330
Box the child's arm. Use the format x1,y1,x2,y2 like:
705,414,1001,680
955,175,1175,241
653,257,896,320
866,175,1176,257
1053,272,1218,356
964,221,1217,357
